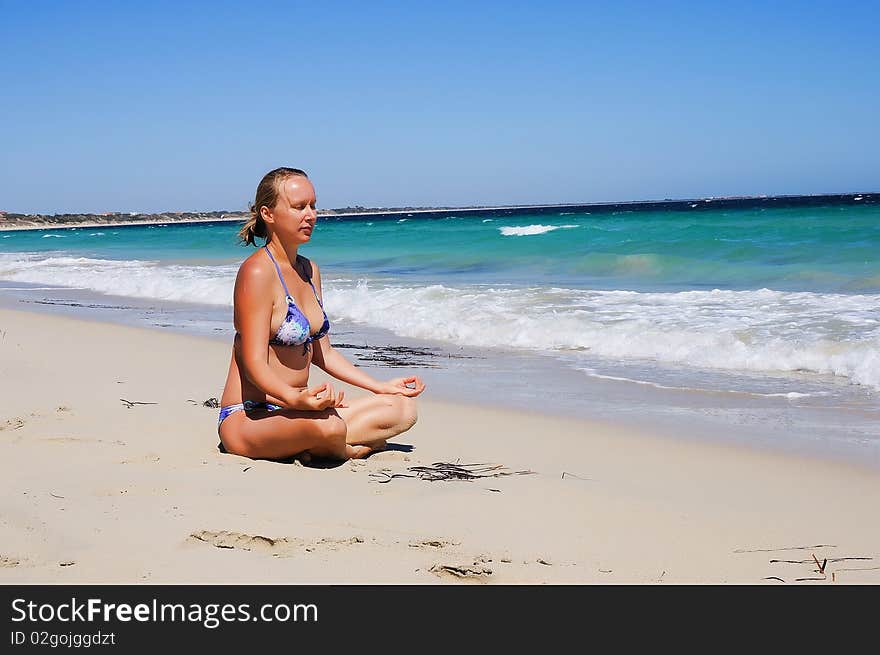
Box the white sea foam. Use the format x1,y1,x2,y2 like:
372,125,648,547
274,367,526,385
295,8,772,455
0,253,237,306
1,252,878,390
41,234,65,238
577,369,719,393
324,281,880,390
499,224,579,236
575,369,817,398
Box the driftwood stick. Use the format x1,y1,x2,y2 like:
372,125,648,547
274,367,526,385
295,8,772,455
370,462,534,484
120,398,158,409
561,471,593,481
734,544,836,554
369,471,417,484
770,557,872,565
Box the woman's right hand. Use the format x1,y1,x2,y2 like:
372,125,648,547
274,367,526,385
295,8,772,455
288,383,346,411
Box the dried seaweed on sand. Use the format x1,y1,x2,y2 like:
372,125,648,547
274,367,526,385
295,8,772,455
370,461,534,484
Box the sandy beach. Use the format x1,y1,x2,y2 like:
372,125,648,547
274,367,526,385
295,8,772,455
0,307,877,584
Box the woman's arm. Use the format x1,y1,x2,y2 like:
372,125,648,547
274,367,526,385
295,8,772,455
309,262,426,397
310,337,386,393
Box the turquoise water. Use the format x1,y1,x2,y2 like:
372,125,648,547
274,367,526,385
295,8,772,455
2,200,879,397
3,203,880,293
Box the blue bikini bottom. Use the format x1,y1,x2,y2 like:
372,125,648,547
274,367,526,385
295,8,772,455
217,400,284,427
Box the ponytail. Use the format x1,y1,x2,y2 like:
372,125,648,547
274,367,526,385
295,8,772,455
237,204,267,245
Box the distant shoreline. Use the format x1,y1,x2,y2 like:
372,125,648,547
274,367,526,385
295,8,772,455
0,215,247,232
0,205,572,232
0,192,875,232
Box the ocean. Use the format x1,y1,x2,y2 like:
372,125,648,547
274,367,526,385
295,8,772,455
2,195,879,465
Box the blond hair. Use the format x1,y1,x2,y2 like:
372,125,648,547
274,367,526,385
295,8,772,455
238,167,309,245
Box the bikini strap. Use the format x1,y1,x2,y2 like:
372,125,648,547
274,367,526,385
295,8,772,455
263,246,293,300
307,279,324,308
297,254,324,308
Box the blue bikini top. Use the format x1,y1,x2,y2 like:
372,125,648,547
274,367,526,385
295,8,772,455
263,246,330,354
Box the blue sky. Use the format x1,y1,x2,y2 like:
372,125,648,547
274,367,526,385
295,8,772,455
1,0,878,213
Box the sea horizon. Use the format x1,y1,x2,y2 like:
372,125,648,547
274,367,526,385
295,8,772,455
2,190,878,231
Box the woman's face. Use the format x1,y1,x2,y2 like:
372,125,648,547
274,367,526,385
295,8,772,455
265,177,318,245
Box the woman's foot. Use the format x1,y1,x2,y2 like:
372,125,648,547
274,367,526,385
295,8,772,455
345,444,372,460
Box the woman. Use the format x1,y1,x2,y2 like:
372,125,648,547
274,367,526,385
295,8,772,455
218,167,425,461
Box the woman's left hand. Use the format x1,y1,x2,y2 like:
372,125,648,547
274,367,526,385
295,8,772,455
376,376,426,397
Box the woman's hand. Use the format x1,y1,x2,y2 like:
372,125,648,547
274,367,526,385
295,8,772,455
288,383,347,410
375,376,426,397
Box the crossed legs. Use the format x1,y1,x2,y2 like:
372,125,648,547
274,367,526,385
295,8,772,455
219,394,418,462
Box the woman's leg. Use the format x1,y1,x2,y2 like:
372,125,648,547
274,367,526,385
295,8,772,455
335,394,419,448
219,407,365,461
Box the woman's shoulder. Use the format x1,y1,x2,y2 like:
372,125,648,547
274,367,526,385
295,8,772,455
236,249,274,285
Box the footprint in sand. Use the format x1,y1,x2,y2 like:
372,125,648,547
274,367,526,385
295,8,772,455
0,417,25,431
119,453,161,465
190,530,283,554
306,537,367,552
429,555,494,581
409,539,459,550
0,556,22,568
348,451,412,474
0,410,51,432
37,435,127,447
189,530,365,556
367,451,411,463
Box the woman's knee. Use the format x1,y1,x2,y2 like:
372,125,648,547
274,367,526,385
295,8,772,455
390,395,418,431
313,411,347,449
